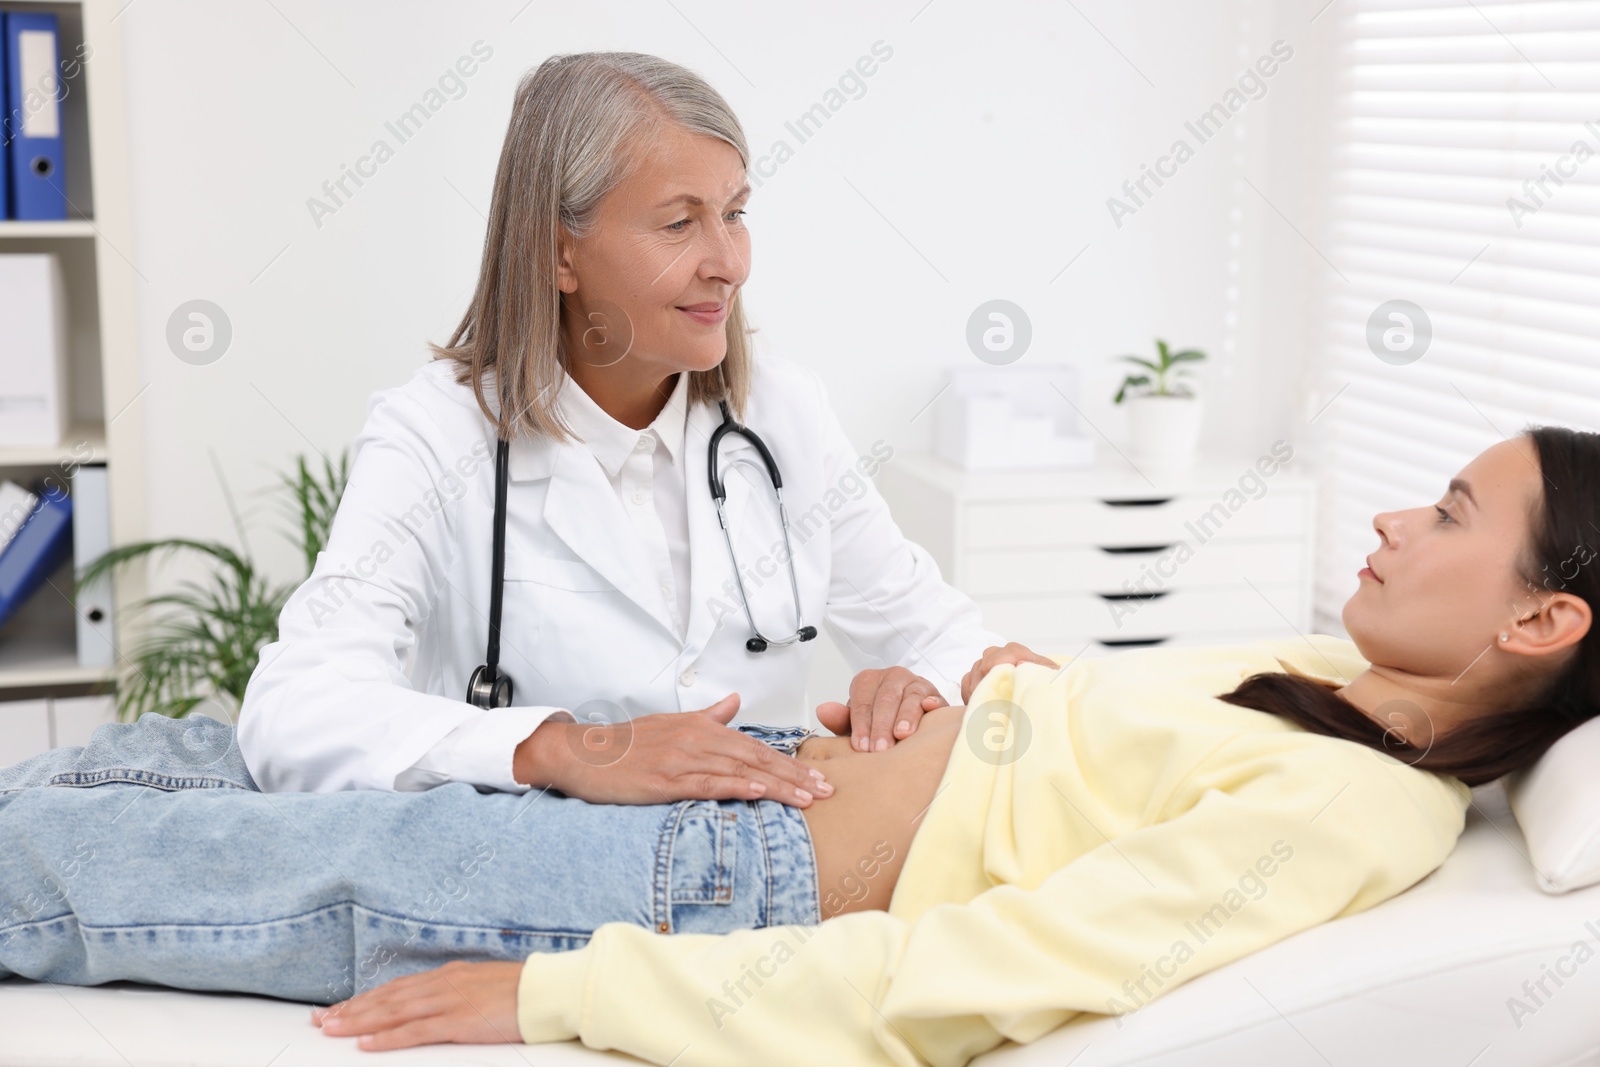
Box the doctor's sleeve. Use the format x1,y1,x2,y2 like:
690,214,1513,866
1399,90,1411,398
805,372,1004,706
236,384,567,794
513,734,1466,1065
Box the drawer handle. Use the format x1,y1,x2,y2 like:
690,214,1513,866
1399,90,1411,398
1097,591,1170,602
1097,637,1171,648
1098,544,1177,555
1100,498,1173,507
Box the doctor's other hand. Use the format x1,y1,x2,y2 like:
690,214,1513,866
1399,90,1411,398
960,642,1058,704
816,666,949,753
312,959,520,1049
511,693,831,807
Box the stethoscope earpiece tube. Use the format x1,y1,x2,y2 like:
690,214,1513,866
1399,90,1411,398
711,402,815,655
467,436,515,709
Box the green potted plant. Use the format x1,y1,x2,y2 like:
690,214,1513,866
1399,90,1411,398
76,451,350,722
1112,339,1206,471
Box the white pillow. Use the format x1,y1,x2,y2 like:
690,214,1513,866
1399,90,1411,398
1507,713,1600,894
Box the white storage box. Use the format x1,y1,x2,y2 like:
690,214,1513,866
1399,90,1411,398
935,364,1096,470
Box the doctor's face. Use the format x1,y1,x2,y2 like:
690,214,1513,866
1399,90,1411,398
557,123,751,380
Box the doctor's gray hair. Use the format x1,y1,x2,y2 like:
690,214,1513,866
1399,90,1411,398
431,52,753,442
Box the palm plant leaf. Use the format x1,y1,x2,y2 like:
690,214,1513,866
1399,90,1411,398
79,453,344,723
76,538,252,596
103,561,294,721
279,450,350,571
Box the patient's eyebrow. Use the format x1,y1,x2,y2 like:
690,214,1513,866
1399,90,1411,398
1448,477,1477,509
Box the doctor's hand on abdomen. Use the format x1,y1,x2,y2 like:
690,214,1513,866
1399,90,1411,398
813,665,953,753
508,693,833,807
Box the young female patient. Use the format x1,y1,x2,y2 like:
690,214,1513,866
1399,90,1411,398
2,427,1596,1066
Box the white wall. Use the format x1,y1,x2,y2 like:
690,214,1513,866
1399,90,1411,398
115,0,1333,701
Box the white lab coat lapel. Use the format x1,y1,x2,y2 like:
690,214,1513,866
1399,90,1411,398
684,398,758,657
531,436,682,639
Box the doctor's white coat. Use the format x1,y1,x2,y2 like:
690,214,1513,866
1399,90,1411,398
237,354,1002,793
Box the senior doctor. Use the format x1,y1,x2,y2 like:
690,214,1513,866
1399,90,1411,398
238,52,1002,808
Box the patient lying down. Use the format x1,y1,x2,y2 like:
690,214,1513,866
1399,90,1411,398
2,428,1598,1066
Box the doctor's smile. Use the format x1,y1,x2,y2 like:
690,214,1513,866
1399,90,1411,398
5,20,1599,1067
676,301,728,326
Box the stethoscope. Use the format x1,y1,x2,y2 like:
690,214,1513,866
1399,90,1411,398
466,400,816,710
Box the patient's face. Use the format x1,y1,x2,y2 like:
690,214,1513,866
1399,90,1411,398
1343,437,1542,678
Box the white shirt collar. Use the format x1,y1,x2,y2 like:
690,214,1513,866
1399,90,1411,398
557,369,690,477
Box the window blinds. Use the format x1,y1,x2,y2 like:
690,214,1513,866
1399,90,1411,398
1310,0,1600,632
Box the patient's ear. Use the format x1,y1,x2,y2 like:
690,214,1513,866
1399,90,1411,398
1504,591,1592,659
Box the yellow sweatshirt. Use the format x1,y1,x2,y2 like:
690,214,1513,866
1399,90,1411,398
516,635,1470,1066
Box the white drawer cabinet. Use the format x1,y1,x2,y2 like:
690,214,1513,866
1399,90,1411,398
0,700,51,767
963,494,1308,548
878,451,1315,657
0,695,116,767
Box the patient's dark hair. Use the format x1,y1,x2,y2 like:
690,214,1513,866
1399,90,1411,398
1220,425,1600,787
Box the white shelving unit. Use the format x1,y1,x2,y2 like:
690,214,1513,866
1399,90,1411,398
0,0,142,740
878,451,1316,658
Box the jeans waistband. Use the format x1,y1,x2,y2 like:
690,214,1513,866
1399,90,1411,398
725,721,817,757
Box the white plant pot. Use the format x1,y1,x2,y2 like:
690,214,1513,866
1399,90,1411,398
1127,394,1203,471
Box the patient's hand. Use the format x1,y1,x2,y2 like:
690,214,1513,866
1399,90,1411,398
312,960,522,1049
961,642,1058,703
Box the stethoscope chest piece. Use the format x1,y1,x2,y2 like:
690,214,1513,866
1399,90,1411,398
467,663,513,709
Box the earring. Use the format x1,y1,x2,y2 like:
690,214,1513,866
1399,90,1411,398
1499,632,1510,642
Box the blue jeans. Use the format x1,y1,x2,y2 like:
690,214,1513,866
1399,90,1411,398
0,713,822,1004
